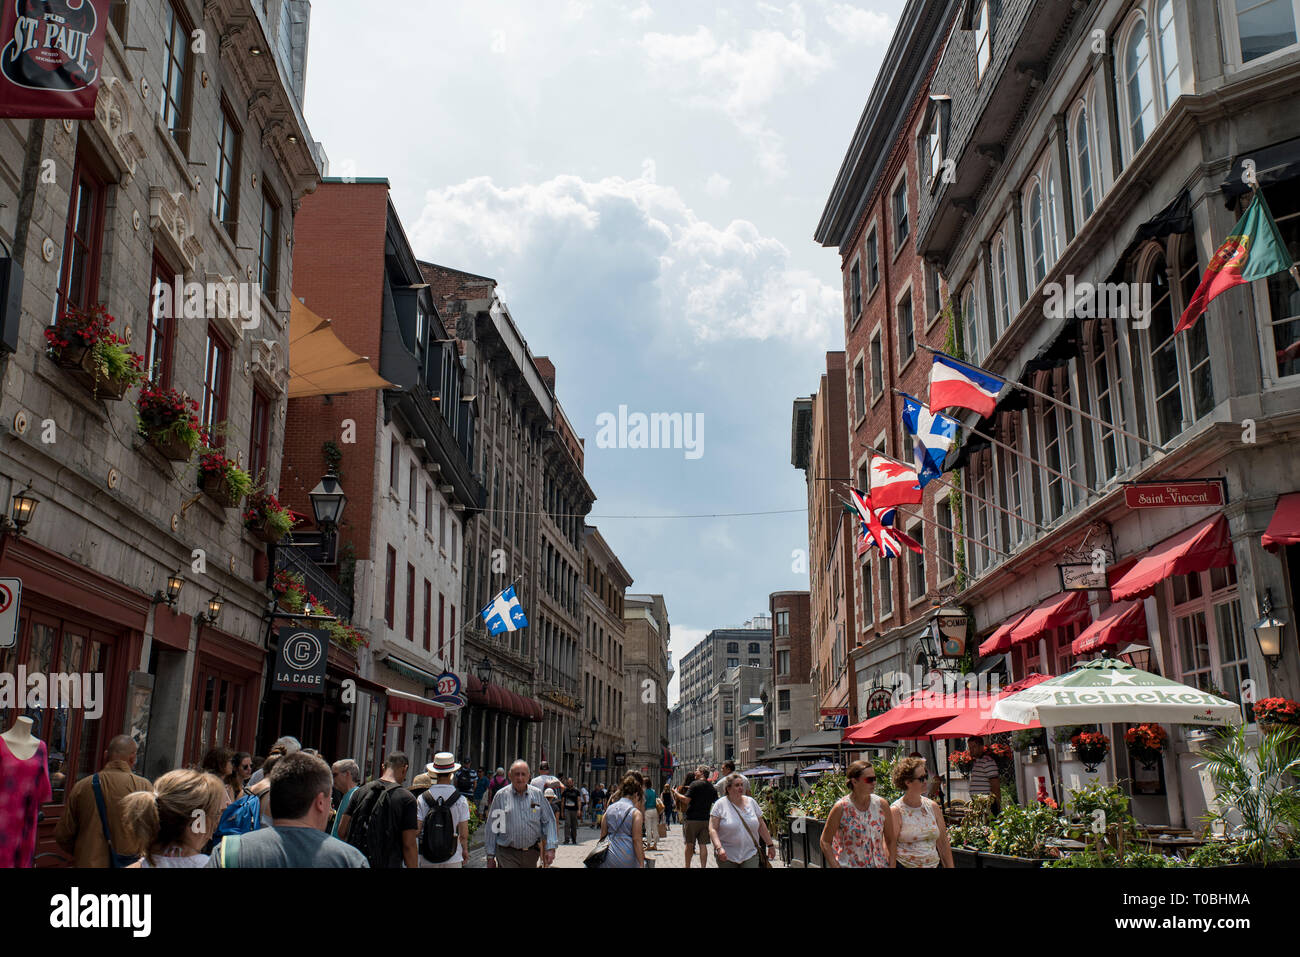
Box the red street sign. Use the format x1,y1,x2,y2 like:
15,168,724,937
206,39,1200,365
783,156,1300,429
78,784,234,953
1124,481,1224,509
819,708,849,716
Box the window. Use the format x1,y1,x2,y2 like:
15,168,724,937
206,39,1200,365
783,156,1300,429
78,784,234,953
749,641,761,653
892,178,909,247
425,483,434,529
389,437,400,492
727,642,739,653
145,252,176,386
1171,567,1249,704
866,228,880,291
1234,0,1297,61
1177,236,1214,417
214,103,241,237
853,359,866,419
438,592,446,656
727,657,739,668
109,0,127,36
907,522,926,600
897,290,915,365
936,499,955,579
258,188,281,306
160,1,193,152
201,328,230,445
1139,248,1184,444
925,264,943,325
1072,103,1096,221
384,547,396,629
870,331,884,398
1263,189,1300,377
748,658,761,667
423,580,432,651
850,260,863,318
879,558,893,619
1083,320,1123,483
961,284,982,362
1027,181,1047,287
861,559,874,623
993,234,1013,335
777,650,790,675
249,390,271,485
404,564,416,641
999,420,1028,545
778,690,791,712
54,150,107,319
927,110,943,182
1122,17,1156,156
1156,0,1181,107
973,0,991,78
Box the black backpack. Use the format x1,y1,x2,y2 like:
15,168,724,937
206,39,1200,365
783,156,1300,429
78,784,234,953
420,790,460,863
454,767,474,794
347,781,397,868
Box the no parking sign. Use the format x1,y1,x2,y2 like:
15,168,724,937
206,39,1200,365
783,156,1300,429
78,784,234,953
0,579,20,649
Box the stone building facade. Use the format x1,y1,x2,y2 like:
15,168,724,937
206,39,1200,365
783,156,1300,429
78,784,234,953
582,524,632,788
623,593,671,779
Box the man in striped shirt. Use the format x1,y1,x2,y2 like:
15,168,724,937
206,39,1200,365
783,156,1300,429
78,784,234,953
967,736,1001,814
485,760,558,868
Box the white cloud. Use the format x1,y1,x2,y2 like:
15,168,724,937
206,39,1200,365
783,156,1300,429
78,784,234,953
704,172,731,197
640,26,831,180
409,170,837,345
627,1,653,21
825,3,893,44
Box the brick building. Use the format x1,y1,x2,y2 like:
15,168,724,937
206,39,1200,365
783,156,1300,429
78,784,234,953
768,590,817,744
675,620,771,769
0,0,320,861
582,525,632,789
285,179,483,775
815,0,959,716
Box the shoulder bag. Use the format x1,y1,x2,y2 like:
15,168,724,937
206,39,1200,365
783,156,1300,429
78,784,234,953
584,801,625,868
92,774,139,868
731,798,772,869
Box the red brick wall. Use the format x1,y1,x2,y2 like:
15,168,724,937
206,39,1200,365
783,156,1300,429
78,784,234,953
281,182,391,561
770,590,812,690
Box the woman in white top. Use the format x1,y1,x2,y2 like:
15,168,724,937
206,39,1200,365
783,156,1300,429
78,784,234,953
709,773,776,869
122,769,229,868
889,756,953,868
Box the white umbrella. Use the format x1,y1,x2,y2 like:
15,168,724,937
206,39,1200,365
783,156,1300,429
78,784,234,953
991,657,1242,727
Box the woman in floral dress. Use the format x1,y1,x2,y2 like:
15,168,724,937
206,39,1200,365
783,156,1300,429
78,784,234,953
820,760,896,867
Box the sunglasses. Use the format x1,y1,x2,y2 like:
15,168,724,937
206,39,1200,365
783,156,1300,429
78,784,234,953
853,775,876,783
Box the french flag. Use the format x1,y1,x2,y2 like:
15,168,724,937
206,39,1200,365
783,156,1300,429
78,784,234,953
928,354,1005,419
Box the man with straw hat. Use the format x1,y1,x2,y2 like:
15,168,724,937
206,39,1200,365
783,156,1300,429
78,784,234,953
416,752,470,868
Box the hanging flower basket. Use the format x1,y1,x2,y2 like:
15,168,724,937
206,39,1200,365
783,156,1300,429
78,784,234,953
197,449,252,509
148,429,195,462
243,492,299,545
948,750,973,775
1124,723,1168,770
137,385,202,462
1073,732,1110,773
46,305,144,401
1254,697,1300,733
272,569,307,613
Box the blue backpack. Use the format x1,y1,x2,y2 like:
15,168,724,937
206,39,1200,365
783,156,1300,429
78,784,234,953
214,792,262,840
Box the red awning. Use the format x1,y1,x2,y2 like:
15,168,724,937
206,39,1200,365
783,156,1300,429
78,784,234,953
843,691,992,744
1263,493,1300,553
1008,591,1090,647
925,712,1042,737
1071,600,1148,655
1111,515,1235,601
386,688,445,719
978,608,1032,656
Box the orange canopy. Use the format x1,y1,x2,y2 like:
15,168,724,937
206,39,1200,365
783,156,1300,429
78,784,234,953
288,298,393,398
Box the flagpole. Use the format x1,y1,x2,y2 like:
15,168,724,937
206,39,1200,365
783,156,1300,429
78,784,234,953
892,388,1102,498
854,450,1053,534
832,490,1018,565
920,344,1168,455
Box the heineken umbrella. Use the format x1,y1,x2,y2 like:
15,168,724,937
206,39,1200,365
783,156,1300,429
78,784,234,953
991,657,1241,727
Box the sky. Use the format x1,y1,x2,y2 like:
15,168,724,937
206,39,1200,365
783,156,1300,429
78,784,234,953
302,0,904,703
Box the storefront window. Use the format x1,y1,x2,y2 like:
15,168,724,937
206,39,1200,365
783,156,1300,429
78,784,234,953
1170,566,1247,705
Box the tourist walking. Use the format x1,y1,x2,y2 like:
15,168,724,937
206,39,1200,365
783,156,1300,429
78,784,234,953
820,760,894,868
329,759,362,838
561,777,582,844
598,775,644,868
590,782,607,824
709,772,775,868
54,735,153,867
123,769,227,868
416,753,471,868
231,752,252,798
713,761,735,797
340,752,419,868
207,752,368,868
486,766,508,810
680,766,717,868
485,760,558,869
642,779,659,850
890,757,953,868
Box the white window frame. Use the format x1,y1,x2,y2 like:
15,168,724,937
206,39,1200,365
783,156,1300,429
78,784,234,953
1219,0,1299,69
1168,566,1250,706
853,352,868,425
891,170,910,258
1024,175,1048,289
1080,319,1128,485
865,221,881,298
992,227,1014,338
1254,199,1300,382
927,109,944,186
869,321,885,403
974,0,992,80
1069,94,1097,224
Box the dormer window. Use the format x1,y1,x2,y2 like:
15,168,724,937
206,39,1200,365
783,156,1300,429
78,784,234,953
973,0,991,79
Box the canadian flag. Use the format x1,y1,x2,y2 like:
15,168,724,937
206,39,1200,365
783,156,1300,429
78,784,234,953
869,455,924,509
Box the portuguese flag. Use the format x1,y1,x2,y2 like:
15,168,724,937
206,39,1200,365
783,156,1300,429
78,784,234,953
1175,192,1295,334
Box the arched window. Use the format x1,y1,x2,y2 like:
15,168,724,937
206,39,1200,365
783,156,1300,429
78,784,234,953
1123,17,1155,155
962,284,981,361
1073,104,1095,220
1139,248,1183,444
1027,182,1047,286
994,235,1012,333
1156,0,1181,108
1046,165,1061,262
1175,234,1214,420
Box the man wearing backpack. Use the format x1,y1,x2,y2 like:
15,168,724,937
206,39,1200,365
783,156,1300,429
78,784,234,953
417,752,471,868
339,752,418,868
454,764,475,802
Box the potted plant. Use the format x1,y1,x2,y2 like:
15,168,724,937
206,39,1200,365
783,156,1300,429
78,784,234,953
1125,723,1169,770
1197,724,1300,865
982,802,1063,866
948,749,973,775
197,447,252,508
1073,732,1111,772
987,741,1015,776
243,492,300,544
272,569,308,614
136,384,202,461
1254,697,1300,733
45,304,145,400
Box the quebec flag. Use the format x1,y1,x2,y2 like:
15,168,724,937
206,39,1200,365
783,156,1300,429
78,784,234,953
901,393,960,488
481,586,529,635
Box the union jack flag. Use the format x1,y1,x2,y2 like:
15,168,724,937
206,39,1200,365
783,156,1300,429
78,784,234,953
849,488,923,559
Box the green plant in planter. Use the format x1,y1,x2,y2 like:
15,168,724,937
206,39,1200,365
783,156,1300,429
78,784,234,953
198,447,253,500
1012,728,1046,752
794,772,848,821
1186,840,1259,867
986,801,1065,859
1197,724,1300,864
1065,781,1138,843
243,492,300,540
752,784,799,837
1047,847,1186,868
136,384,203,454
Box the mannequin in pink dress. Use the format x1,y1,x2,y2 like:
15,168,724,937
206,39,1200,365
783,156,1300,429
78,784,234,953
0,716,53,868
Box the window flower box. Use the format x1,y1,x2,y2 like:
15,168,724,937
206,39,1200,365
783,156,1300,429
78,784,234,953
45,305,144,401
136,384,202,462
243,492,299,545
198,448,251,509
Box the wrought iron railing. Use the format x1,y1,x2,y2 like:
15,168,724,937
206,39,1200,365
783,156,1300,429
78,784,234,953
276,544,354,620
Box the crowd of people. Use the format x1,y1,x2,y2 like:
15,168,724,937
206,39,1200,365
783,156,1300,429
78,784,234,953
49,735,989,869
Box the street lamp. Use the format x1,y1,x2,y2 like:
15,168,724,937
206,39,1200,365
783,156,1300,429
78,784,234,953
476,657,494,687
0,485,40,535
1253,589,1287,670
1117,642,1153,673
199,594,224,625
153,570,185,607
309,468,347,530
